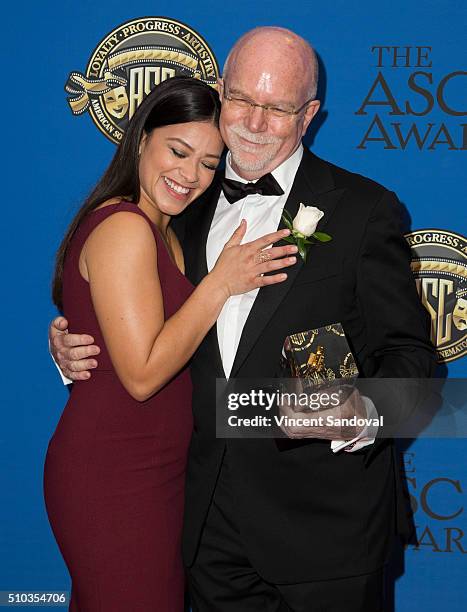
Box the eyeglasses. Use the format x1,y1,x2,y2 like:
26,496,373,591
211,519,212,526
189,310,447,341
223,90,315,119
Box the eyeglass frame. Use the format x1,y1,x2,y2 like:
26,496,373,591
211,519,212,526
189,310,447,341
221,86,316,118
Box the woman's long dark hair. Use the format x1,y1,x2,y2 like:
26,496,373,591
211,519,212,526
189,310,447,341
52,76,221,310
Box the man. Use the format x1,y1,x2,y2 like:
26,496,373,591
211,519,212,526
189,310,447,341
50,27,435,611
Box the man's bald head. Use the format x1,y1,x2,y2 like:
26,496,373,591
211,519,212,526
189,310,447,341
219,26,321,180
223,27,318,101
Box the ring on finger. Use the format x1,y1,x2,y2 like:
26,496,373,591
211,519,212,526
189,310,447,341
255,250,271,265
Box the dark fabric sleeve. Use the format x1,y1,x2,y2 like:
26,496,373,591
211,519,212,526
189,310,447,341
357,190,436,378
355,190,437,444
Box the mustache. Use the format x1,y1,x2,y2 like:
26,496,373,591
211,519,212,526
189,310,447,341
229,124,281,145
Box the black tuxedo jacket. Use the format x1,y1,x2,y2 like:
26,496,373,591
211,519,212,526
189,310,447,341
174,147,436,583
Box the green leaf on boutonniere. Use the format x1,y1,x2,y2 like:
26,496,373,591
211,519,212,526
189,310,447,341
281,235,297,244
282,209,294,225
312,232,332,242
297,237,307,262
282,216,293,231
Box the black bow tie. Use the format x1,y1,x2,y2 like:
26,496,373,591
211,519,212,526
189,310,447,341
221,173,284,204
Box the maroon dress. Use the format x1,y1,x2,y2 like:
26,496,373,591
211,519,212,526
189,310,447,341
44,202,194,611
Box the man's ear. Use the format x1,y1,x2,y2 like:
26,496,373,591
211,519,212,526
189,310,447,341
217,77,224,99
139,131,148,156
301,100,321,136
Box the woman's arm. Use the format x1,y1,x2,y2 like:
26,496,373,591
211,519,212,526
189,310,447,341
83,211,295,401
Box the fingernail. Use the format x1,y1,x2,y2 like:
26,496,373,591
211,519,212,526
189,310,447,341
289,257,296,263
291,246,298,252
84,372,91,379
283,229,290,235
91,361,97,368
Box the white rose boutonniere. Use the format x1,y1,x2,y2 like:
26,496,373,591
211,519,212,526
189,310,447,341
293,203,324,235
281,203,332,262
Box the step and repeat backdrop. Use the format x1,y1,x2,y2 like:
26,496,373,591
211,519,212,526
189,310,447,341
2,1,465,610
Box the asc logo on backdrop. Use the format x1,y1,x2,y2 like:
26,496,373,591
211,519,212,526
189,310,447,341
406,229,467,363
65,17,219,144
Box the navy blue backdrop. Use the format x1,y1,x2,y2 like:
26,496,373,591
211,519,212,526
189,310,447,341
2,1,465,610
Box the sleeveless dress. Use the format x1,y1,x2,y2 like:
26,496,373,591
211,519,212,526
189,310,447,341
44,202,194,611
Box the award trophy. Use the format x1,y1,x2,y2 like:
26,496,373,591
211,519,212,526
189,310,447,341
281,323,359,405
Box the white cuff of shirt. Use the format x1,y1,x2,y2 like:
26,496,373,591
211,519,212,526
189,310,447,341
49,338,73,386
330,396,378,454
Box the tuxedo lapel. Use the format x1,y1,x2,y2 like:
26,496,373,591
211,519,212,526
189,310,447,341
229,148,346,378
184,176,225,378
187,177,223,286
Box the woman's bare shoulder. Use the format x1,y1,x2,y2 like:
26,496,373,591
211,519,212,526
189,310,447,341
94,196,128,211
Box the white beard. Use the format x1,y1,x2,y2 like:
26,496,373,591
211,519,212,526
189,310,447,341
227,125,282,173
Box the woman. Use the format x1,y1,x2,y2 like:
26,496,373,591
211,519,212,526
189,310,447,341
44,76,297,611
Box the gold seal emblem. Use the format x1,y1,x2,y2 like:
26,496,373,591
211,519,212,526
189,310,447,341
406,229,467,363
65,16,219,144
